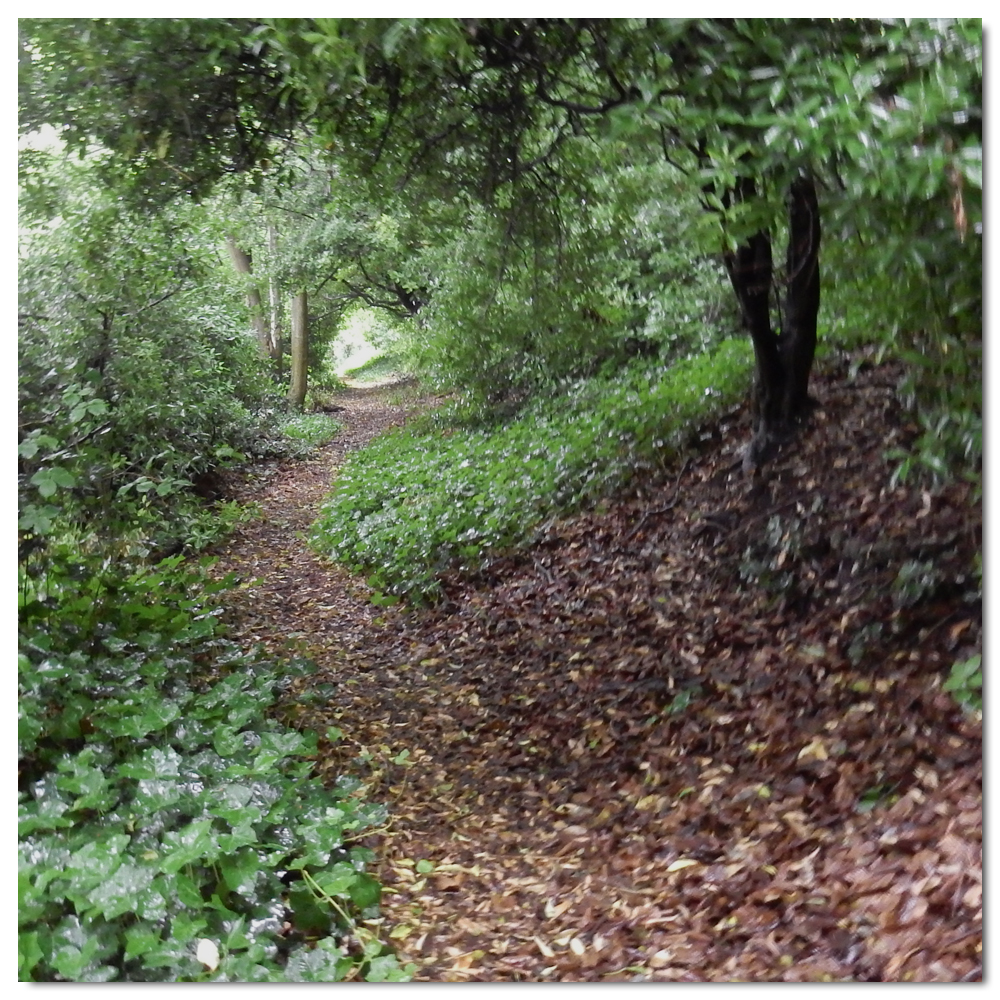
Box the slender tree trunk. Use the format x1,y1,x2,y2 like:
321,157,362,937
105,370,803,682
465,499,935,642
288,289,308,410
267,222,283,378
723,174,821,469
225,235,274,362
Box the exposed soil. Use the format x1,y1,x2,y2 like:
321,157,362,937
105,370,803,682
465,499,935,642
210,359,982,982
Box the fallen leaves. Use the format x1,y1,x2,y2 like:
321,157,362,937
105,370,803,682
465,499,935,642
212,365,981,982
666,858,700,873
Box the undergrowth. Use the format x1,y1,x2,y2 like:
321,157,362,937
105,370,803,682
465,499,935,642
311,338,752,601
18,552,411,982
280,412,343,448
341,352,408,383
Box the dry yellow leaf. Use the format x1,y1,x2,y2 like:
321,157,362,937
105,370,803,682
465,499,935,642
450,951,482,971
666,858,699,872
534,935,555,958
783,811,811,839
798,738,828,761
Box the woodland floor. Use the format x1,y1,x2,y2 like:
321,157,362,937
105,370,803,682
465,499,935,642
210,361,982,982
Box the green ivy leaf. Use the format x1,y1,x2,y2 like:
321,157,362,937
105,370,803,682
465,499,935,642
348,872,381,910
160,819,217,873
19,931,45,978
312,861,359,898
365,954,413,982
101,698,182,738
253,732,307,771
30,466,76,498
284,938,351,982
87,863,158,920
219,848,262,896
124,923,164,960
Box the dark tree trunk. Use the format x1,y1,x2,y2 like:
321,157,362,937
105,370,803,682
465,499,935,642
780,176,821,420
724,175,821,469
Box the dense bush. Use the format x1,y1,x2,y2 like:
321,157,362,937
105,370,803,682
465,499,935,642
18,157,282,558
312,339,752,601
820,193,982,487
409,154,738,404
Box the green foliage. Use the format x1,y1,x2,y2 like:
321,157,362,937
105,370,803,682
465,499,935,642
942,654,982,714
887,339,981,488
341,352,408,384
19,18,295,204
411,153,737,402
19,553,411,983
312,339,751,600
279,413,342,448
18,153,282,561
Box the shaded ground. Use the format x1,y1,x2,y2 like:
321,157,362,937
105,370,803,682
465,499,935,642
211,361,982,982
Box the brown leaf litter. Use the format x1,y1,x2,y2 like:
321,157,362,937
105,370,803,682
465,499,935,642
210,361,982,982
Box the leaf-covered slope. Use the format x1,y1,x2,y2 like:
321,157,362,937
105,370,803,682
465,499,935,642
213,362,981,982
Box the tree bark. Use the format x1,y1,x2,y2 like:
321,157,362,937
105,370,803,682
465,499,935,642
288,289,308,410
724,175,821,469
780,176,821,422
226,235,275,362
267,222,283,377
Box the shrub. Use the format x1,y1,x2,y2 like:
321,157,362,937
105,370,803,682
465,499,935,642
280,413,343,447
312,338,752,600
19,553,411,982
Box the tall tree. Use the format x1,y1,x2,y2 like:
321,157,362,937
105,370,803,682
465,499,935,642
226,235,277,362
267,220,283,376
288,289,308,409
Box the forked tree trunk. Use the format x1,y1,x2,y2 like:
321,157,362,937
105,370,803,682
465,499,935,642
288,289,308,410
225,236,274,361
724,175,821,469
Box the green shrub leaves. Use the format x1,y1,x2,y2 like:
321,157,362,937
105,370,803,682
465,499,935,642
19,555,410,982
312,341,752,600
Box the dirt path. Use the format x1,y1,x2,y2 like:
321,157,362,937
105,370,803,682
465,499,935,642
211,380,435,656
211,371,981,982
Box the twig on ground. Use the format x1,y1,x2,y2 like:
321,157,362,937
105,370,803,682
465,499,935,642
625,458,691,541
